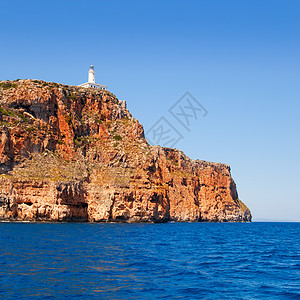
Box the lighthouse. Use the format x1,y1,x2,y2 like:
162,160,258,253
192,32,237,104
88,65,95,83
78,65,107,90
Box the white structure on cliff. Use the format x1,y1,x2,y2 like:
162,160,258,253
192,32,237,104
78,65,107,90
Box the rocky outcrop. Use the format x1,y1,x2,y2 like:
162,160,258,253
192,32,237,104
0,80,251,222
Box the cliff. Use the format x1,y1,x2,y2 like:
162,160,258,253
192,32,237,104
0,79,251,222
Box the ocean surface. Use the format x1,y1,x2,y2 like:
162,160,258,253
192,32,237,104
0,222,299,300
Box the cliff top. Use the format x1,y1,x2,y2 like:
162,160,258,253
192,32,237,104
0,79,230,169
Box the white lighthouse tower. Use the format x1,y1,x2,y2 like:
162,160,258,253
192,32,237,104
88,65,95,83
78,65,107,90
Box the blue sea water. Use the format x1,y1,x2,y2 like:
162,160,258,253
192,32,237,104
0,222,299,300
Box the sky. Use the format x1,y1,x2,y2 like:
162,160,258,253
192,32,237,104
0,0,299,221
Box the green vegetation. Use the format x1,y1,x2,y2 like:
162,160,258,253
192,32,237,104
74,137,82,146
51,82,60,88
0,106,14,117
74,136,88,147
16,112,27,122
26,126,36,132
0,106,28,123
10,152,88,182
0,82,18,90
167,156,179,166
122,117,130,125
0,121,9,127
0,106,28,122
69,92,77,101
64,114,72,125
113,134,122,141
105,120,112,127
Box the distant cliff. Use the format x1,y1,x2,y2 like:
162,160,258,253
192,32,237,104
0,80,251,222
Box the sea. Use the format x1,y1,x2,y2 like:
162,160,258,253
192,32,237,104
0,222,299,299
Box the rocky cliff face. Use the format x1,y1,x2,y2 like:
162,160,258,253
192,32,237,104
0,80,251,222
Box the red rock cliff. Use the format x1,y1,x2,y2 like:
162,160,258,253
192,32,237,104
0,80,251,222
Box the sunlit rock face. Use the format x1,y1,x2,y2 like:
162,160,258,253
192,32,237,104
0,80,251,222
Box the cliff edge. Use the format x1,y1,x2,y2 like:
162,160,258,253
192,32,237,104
0,80,251,222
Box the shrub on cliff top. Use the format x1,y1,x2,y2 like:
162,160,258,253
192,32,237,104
0,82,18,90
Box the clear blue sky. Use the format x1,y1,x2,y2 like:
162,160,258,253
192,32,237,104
1,0,299,221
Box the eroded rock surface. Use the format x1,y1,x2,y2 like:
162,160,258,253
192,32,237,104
0,80,251,222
